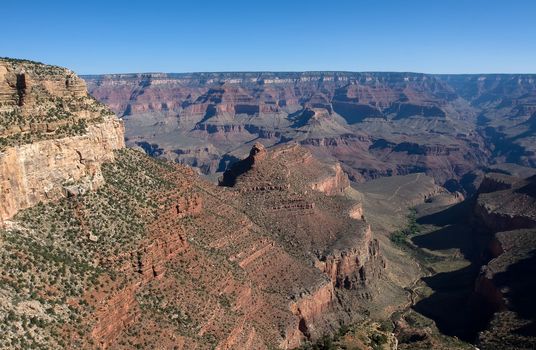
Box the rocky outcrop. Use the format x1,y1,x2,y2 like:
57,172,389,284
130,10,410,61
287,282,335,346
217,143,388,346
1,58,113,140
174,193,203,219
310,163,350,195
219,142,267,187
475,176,536,232
477,173,517,194
0,118,124,223
91,283,141,349
348,202,364,220
0,59,124,224
475,201,536,232
0,59,85,109
316,225,385,290
471,175,536,348
93,200,190,348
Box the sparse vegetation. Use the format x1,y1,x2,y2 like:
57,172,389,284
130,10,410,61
298,322,395,350
390,208,421,245
0,149,193,349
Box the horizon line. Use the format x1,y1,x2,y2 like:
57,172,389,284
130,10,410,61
79,70,536,77
3,56,535,76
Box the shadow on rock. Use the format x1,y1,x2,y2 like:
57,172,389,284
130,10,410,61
412,264,491,342
411,200,493,342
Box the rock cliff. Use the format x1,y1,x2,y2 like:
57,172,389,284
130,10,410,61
220,142,392,342
315,224,385,290
0,58,124,223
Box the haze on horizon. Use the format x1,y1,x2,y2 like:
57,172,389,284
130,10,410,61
1,0,536,75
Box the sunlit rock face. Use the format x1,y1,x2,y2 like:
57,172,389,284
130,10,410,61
0,58,125,223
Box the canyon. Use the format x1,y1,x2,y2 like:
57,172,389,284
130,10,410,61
1,58,535,350
84,72,536,193
0,59,401,349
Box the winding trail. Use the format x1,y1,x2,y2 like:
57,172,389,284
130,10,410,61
387,173,422,201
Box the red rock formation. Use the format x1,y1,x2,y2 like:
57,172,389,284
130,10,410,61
91,283,141,349
91,199,190,348
315,225,385,290
174,193,203,219
0,59,125,224
288,283,335,345
310,163,350,195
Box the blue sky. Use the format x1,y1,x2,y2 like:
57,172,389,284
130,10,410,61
1,0,535,74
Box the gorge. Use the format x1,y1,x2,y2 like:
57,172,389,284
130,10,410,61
0,58,535,350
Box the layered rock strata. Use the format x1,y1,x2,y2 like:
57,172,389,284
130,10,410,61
84,71,495,190
0,58,124,223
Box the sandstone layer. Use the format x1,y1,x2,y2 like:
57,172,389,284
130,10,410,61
0,58,125,223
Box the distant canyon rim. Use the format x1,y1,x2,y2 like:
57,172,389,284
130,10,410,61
84,71,536,193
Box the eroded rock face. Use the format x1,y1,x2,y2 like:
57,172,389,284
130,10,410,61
219,143,389,344
1,59,113,140
0,59,124,223
249,142,267,164
0,119,124,222
219,142,267,187
316,225,385,290
287,283,335,346
310,163,350,195
0,60,85,109
175,193,203,219
92,197,190,348
475,176,536,232
91,282,141,349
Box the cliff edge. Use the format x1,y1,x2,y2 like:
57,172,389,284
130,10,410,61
0,58,124,223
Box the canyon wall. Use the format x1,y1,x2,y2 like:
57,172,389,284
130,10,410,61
0,58,125,223
0,118,124,222
310,163,350,195
472,173,536,348
84,72,536,192
315,224,385,290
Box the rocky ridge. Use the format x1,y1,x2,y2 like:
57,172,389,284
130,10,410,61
0,142,394,349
